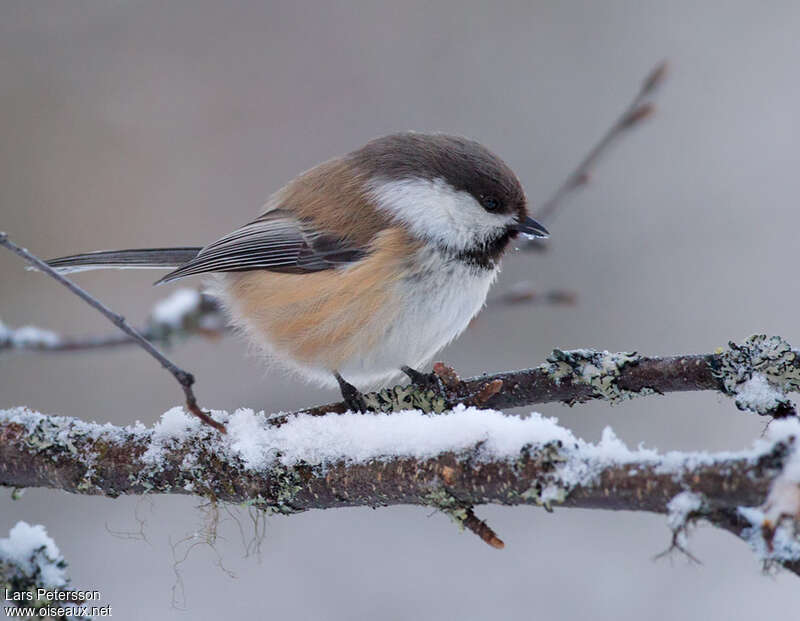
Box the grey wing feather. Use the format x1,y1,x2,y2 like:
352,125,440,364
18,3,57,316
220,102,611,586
46,248,201,273
156,209,365,284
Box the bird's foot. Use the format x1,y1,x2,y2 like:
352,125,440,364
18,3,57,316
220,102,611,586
334,372,367,412
401,365,441,391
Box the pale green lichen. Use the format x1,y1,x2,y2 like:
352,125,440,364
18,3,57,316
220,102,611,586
423,489,469,527
272,475,303,513
424,441,575,528
520,484,568,512
546,348,654,404
362,384,447,414
74,478,96,494
19,418,62,453
715,335,799,415
259,466,309,515
516,441,572,511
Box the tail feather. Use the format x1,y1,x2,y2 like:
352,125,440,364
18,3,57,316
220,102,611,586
45,248,202,276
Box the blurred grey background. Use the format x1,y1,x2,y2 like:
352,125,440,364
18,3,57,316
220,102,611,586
2,0,800,618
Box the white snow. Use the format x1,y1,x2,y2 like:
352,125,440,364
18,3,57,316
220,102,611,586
757,418,800,531
0,319,61,347
734,373,786,414
666,491,704,547
6,403,800,483
226,405,579,470
0,288,206,350
667,491,704,531
730,418,800,563
149,288,202,328
739,506,800,563
0,521,67,588
6,404,800,485
1,406,134,445
141,406,204,464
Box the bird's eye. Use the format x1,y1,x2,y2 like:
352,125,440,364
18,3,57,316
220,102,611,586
481,196,501,211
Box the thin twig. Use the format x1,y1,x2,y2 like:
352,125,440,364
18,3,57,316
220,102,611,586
486,283,578,307
0,232,225,433
462,508,505,549
527,60,668,233
0,293,226,353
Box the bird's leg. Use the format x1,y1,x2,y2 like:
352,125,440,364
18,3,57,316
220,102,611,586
334,372,367,412
400,365,439,389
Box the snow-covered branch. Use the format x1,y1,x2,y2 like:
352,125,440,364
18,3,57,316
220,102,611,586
0,521,95,620
3,328,800,558
2,404,800,574
0,289,226,353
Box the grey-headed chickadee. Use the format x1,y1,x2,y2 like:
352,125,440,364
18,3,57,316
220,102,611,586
47,132,548,408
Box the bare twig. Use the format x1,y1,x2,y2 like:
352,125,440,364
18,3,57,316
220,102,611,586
0,232,225,434
487,283,578,307
462,508,505,549
526,60,667,239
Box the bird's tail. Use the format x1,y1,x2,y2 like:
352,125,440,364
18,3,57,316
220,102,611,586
44,247,202,277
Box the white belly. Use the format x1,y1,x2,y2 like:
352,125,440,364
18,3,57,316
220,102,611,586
336,250,498,387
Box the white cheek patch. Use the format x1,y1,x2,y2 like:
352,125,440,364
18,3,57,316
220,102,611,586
367,177,515,252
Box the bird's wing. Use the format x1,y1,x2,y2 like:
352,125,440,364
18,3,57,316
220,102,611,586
156,209,366,284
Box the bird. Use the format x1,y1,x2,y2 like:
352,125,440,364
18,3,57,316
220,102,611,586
46,132,548,410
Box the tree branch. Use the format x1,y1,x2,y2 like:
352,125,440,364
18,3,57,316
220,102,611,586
0,233,225,434
2,333,800,571
291,335,800,420
1,404,799,575
532,60,667,225
0,290,226,353
519,60,667,253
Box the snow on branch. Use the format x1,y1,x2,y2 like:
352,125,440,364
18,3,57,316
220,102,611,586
2,404,800,573
3,330,800,560
0,521,95,620
0,289,226,353
2,330,800,557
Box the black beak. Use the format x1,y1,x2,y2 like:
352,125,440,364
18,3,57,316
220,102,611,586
511,216,549,239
